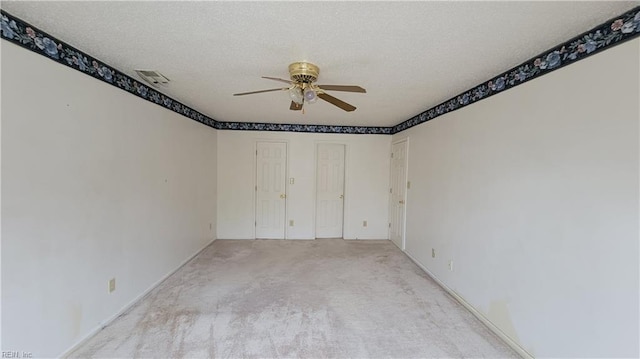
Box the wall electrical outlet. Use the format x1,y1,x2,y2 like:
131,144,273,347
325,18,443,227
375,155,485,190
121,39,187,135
209,223,212,230
289,178,295,184
363,220,368,227
108,278,116,293
289,220,294,227
432,248,436,258
449,260,454,271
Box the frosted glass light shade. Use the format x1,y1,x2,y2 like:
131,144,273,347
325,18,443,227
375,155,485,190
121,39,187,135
289,87,303,104
304,88,317,104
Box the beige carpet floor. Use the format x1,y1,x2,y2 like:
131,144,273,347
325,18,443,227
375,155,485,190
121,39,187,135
69,239,519,358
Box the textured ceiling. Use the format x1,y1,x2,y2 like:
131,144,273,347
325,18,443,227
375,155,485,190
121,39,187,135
2,1,638,128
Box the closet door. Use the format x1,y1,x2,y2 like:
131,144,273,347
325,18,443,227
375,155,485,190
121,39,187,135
316,144,345,238
255,142,287,239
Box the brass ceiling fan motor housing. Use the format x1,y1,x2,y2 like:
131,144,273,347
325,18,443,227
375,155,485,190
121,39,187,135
288,62,319,83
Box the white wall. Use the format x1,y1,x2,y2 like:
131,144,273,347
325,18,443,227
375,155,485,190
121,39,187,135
393,38,639,357
217,131,391,240
1,43,218,356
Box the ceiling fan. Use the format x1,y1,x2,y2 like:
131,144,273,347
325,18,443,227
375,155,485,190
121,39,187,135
233,62,366,112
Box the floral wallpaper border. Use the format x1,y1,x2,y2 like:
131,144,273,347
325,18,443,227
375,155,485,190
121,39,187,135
216,121,392,134
391,6,640,134
2,6,639,136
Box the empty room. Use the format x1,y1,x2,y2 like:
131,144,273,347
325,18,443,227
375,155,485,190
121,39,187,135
1,1,639,358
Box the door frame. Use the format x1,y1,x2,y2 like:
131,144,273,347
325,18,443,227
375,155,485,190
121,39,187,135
313,141,348,239
253,139,289,240
389,138,409,250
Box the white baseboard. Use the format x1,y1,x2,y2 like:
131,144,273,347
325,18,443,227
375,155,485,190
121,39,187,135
403,249,533,359
216,237,256,240
60,238,217,358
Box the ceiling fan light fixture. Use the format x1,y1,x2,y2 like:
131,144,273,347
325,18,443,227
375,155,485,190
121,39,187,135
289,87,303,105
235,61,365,112
304,87,317,104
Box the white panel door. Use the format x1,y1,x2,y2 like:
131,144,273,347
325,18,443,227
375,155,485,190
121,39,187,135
255,142,287,239
316,144,345,238
390,140,408,249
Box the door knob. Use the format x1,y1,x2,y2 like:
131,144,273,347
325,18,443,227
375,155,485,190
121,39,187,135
339,194,344,199
280,194,286,199
399,200,405,204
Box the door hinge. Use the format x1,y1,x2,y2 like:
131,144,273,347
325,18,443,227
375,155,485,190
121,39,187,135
255,185,257,191
391,152,394,158
389,188,392,194
388,222,391,228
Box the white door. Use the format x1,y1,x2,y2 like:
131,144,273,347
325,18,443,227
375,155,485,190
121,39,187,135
255,142,287,239
389,140,408,249
316,144,345,238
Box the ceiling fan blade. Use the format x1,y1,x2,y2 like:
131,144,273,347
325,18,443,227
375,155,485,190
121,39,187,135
317,85,366,93
262,76,293,84
290,101,303,111
317,93,356,112
233,88,286,96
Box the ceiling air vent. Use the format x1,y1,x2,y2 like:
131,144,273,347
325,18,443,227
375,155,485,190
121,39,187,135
134,70,170,86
